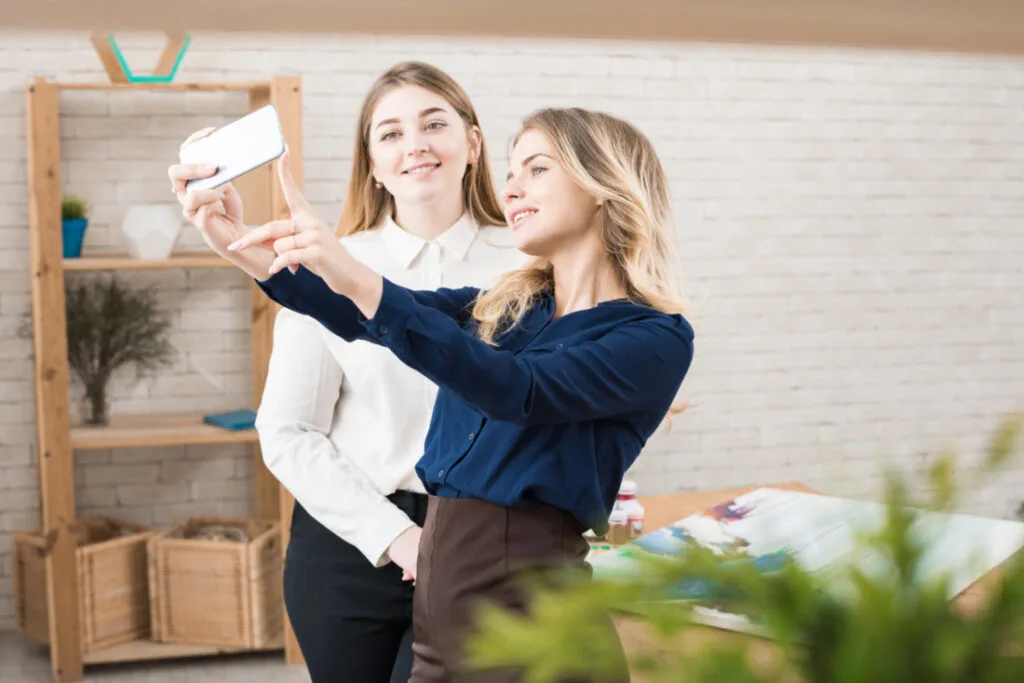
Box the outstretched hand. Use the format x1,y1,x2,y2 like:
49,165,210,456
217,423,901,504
230,150,351,289
228,150,330,268
230,148,384,317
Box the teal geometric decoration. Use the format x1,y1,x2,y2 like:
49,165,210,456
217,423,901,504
91,31,190,84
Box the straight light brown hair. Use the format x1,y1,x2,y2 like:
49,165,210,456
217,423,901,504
336,61,505,237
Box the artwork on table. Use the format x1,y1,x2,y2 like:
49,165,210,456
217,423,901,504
588,487,1024,637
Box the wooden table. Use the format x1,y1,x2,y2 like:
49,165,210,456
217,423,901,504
612,481,1015,677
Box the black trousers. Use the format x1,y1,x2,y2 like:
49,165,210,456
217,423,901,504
283,491,430,683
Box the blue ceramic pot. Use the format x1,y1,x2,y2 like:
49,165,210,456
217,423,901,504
62,218,88,258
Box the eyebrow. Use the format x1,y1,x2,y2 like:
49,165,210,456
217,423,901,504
375,107,448,130
506,153,552,181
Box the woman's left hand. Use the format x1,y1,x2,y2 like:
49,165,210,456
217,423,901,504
230,149,384,317
228,150,348,290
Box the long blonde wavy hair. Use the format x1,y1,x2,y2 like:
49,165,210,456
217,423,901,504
336,61,506,237
471,108,686,345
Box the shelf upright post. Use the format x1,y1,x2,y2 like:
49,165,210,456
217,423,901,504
26,77,84,683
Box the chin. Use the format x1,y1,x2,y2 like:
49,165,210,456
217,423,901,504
401,177,453,202
512,234,552,258
397,185,442,204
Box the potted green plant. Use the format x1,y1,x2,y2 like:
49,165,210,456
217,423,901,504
465,415,1024,683
64,276,175,425
62,193,89,258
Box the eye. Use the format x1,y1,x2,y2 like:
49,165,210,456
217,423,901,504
425,120,448,131
380,130,399,142
530,165,547,177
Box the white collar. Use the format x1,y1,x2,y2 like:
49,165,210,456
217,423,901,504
380,212,480,268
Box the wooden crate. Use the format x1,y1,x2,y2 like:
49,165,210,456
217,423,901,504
147,516,283,648
13,516,155,653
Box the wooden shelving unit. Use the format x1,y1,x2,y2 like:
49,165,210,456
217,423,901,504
24,75,303,682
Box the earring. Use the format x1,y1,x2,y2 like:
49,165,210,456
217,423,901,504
374,180,382,190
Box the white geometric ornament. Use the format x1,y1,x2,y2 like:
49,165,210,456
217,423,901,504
120,204,183,260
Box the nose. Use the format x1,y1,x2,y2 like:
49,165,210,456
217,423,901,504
405,129,429,155
502,176,523,203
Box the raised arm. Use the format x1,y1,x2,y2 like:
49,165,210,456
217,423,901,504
256,265,480,343
365,279,694,424
260,273,694,426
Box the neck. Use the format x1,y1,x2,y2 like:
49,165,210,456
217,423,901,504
392,194,466,242
549,234,626,318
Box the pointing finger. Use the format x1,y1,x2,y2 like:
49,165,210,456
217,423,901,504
227,219,297,252
276,147,312,215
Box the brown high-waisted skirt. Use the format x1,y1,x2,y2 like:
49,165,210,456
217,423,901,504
408,496,629,683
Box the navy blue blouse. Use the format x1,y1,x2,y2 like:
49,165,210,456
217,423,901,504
257,267,694,534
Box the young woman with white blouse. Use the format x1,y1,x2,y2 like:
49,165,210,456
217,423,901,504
171,62,524,683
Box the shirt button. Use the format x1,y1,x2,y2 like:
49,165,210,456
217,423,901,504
556,343,564,350
379,325,389,335
438,469,445,478
467,432,475,441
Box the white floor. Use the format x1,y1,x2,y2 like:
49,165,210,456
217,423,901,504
0,632,312,683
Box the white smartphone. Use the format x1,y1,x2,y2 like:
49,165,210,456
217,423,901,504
179,104,286,192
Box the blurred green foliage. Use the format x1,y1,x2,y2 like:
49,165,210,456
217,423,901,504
466,414,1024,683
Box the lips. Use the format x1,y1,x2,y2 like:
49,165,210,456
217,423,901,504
508,207,538,229
403,162,441,175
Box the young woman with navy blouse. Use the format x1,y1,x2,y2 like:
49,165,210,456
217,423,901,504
172,106,694,683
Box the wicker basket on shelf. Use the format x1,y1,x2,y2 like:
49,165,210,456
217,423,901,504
147,516,282,648
13,516,155,653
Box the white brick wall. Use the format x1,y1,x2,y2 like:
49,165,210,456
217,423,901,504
1,30,1023,630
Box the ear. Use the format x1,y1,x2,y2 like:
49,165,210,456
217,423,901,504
467,125,483,165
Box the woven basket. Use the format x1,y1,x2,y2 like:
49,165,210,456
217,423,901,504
147,516,282,648
13,516,155,652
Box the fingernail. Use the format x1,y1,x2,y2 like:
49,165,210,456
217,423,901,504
227,240,240,251
203,165,218,173
219,190,226,199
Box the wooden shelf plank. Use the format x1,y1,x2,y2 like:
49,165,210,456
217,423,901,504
54,81,270,92
83,637,283,665
71,413,258,450
63,251,235,272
